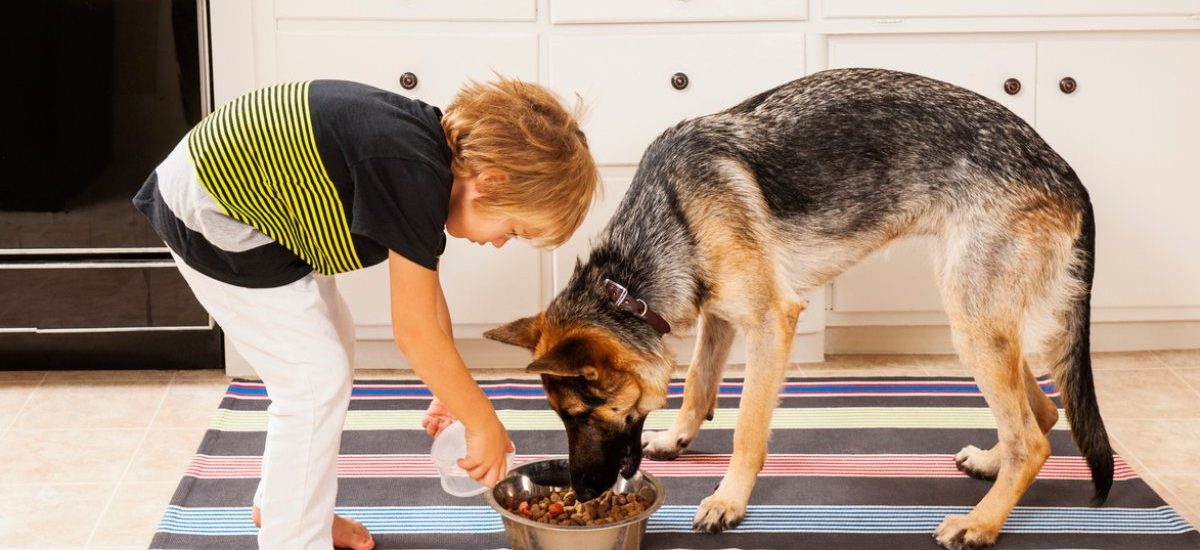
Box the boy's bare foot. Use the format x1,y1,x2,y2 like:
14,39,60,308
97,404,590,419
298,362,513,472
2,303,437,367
252,505,375,550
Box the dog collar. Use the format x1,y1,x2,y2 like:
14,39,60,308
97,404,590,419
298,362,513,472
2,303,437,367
603,279,672,335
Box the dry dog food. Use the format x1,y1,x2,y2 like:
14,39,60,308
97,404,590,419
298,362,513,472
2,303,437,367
507,487,655,526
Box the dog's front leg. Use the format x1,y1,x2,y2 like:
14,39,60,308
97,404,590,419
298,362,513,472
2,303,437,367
693,302,802,533
644,312,735,460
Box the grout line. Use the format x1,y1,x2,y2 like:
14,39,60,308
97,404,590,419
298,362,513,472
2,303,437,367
1,372,48,438
1168,366,1200,401
83,376,174,549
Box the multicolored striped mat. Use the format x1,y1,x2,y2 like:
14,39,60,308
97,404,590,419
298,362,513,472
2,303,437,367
152,377,1200,549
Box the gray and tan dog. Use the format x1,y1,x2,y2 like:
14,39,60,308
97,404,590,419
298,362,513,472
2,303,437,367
485,68,1113,549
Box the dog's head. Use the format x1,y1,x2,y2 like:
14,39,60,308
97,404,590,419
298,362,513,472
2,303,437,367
484,307,673,501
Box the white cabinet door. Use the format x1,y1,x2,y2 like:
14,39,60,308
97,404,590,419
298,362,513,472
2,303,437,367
552,172,633,294
826,37,1036,313
1036,35,1200,309
822,0,1200,19
275,0,535,21
551,0,808,24
548,32,805,166
276,32,543,327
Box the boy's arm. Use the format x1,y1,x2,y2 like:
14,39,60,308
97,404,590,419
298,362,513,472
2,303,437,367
389,250,508,484
434,262,453,339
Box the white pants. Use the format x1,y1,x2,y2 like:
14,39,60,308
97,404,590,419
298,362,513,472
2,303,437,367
171,252,355,549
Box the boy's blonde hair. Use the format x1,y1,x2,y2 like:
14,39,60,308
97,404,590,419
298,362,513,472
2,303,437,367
442,77,600,248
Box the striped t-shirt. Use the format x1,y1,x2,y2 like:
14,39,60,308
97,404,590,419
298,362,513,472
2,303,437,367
134,80,451,287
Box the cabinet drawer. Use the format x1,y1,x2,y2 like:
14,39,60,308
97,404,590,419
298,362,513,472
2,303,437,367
276,31,537,109
549,32,804,165
827,36,1037,128
821,0,1200,19
551,0,807,24
275,0,535,22
0,262,209,330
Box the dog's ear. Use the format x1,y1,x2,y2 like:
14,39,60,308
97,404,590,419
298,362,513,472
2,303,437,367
526,358,599,380
483,315,543,350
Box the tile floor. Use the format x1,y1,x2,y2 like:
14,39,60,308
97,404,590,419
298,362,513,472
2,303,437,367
1,350,1198,549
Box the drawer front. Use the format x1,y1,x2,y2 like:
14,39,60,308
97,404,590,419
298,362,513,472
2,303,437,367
275,0,536,22
549,32,805,165
278,31,543,327
821,0,1200,19
0,263,209,330
827,36,1037,126
551,0,808,24
276,31,538,109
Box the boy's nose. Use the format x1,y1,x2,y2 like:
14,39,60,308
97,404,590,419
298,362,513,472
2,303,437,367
491,236,509,248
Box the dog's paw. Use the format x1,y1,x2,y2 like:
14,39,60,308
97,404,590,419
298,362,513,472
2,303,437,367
692,494,746,533
934,514,999,550
641,430,688,460
954,445,1000,481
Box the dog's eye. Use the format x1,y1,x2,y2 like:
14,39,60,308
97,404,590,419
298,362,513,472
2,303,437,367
625,414,633,425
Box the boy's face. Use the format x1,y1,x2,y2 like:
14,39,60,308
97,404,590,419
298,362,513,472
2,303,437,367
446,170,525,248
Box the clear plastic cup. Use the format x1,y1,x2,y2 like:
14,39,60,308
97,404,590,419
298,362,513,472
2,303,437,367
430,420,516,497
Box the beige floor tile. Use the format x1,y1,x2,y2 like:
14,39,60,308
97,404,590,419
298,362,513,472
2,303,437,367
0,429,144,484
87,482,179,548
0,483,115,548
43,369,177,382
799,355,935,377
1092,369,1200,419
1155,475,1200,528
1090,351,1166,370
172,368,232,382
149,381,231,429
1106,419,1200,476
125,429,209,483
14,381,168,430
0,383,39,434
1154,349,1200,369
1169,367,1200,396
0,371,47,383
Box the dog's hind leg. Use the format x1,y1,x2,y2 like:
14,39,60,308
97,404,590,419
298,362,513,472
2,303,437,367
693,301,802,533
955,357,1059,480
931,217,1066,549
644,311,735,460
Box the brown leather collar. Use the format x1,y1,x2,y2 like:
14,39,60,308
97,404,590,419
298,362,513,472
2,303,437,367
603,278,672,335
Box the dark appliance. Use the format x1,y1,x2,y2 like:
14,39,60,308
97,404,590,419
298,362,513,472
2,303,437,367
0,0,222,369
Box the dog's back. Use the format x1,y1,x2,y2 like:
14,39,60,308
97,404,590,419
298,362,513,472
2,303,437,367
619,67,1113,508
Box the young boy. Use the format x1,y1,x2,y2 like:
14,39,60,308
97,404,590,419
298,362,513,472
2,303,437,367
134,78,599,549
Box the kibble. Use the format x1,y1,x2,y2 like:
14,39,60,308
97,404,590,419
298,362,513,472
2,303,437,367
507,488,651,526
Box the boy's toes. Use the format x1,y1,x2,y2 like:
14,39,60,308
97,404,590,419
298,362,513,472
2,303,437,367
333,514,375,550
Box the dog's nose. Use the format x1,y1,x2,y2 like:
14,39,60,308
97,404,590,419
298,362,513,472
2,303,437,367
574,486,600,503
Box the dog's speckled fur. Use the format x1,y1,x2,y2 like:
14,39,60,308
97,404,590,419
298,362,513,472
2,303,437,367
485,68,1112,549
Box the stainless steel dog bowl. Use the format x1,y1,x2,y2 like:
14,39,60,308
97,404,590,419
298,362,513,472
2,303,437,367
485,458,666,550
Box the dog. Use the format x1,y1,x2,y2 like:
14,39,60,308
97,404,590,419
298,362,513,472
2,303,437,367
484,68,1113,549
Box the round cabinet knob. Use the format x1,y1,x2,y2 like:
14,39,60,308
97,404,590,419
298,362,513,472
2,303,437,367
670,72,689,90
399,72,419,90
1003,78,1021,95
1059,76,1077,94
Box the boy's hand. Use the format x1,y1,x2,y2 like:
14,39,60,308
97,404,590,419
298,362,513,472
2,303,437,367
421,397,457,438
457,415,515,488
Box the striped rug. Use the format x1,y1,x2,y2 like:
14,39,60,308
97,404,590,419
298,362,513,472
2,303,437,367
152,377,1200,549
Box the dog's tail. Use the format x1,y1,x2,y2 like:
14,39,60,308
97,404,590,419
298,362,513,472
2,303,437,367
1048,195,1114,505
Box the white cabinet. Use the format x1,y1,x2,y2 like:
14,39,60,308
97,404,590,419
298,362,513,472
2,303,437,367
821,0,1200,19
1035,35,1200,309
548,32,805,166
826,32,1200,316
551,0,808,24
275,0,536,21
275,31,544,326
275,31,538,109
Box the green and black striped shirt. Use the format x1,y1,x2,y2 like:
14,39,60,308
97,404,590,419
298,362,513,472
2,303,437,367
135,80,452,287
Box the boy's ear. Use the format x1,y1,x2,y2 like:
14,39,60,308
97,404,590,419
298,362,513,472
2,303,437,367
483,314,543,350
